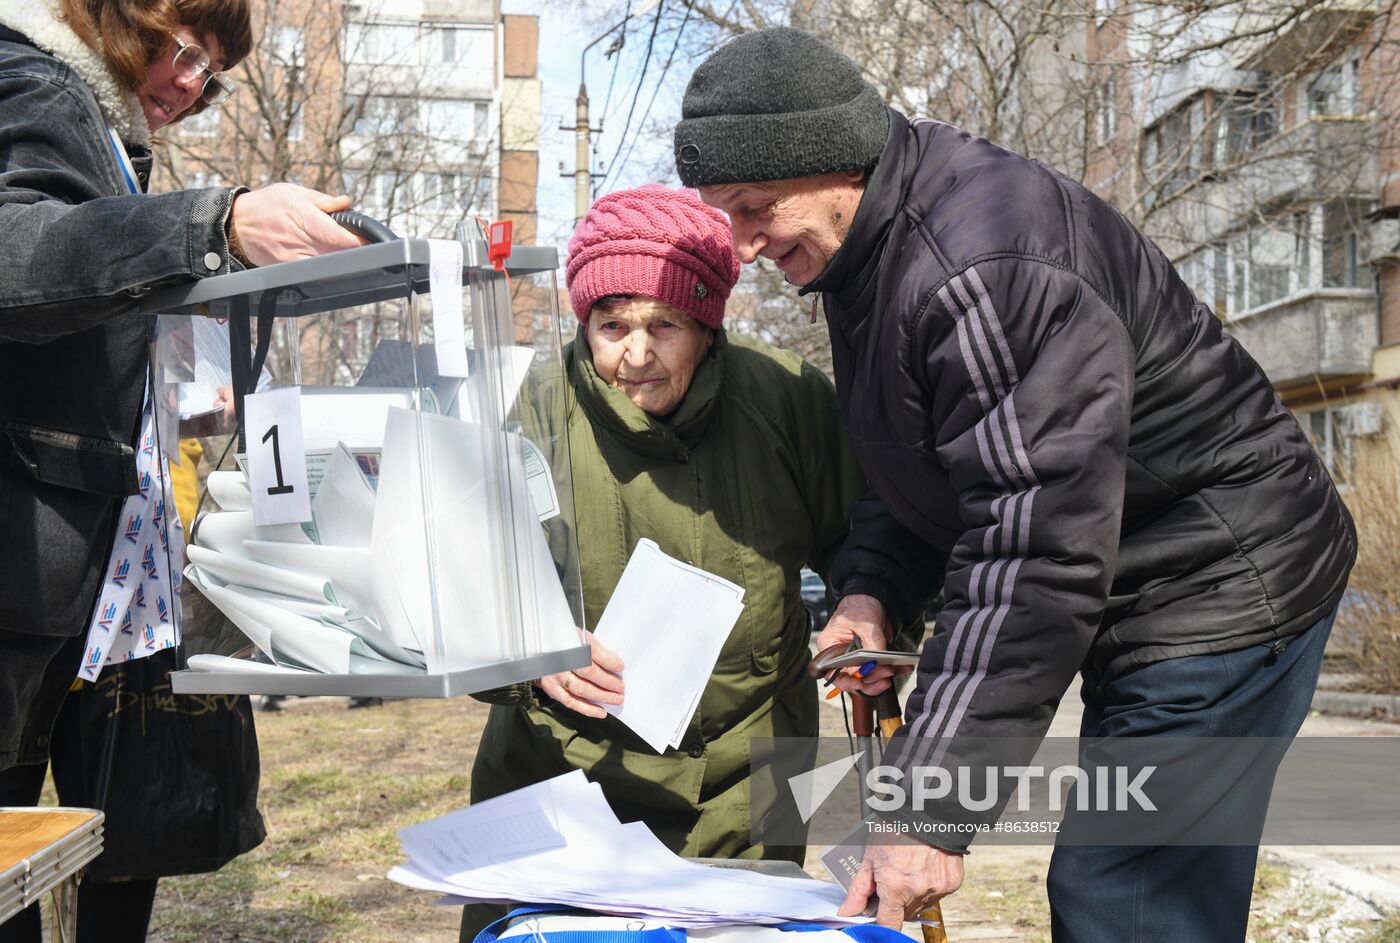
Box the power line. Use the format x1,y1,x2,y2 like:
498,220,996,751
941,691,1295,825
605,0,693,189
597,2,630,128
599,0,665,191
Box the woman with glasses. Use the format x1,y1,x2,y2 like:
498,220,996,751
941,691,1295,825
0,2,364,940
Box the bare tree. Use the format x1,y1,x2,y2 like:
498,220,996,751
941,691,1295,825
153,0,510,385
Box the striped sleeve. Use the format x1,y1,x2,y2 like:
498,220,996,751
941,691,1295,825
887,260,1134,849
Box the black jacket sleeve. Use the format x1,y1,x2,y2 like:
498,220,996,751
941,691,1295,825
829,488,948,629
885,258,1133,850
0,65,236,342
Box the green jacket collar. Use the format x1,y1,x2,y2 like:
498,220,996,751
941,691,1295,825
568,326,727,461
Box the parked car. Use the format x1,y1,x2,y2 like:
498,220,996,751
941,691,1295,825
800,568,941,636
800,568,830,633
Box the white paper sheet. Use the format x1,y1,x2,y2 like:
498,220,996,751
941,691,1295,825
192,510,311,559
388,771,860,927
592,540,745,754
299,387,419,452
244,387,313,525
186,653,313,674
206,470,251,511
428,239,470,378
186,544,334,604
370,408,579,673
310,443,377,549
397,779,566,879
239,540,375,620
448,346,537,425
186,569,353,673
185,567,425,675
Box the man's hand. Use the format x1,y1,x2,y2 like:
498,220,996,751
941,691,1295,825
535,638,624,719
229,184,367,267
815,594,911,695
838,840,964,928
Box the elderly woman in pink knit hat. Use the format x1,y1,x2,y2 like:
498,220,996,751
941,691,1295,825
465,185,864,925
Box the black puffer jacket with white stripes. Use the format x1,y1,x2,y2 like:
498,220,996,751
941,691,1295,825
819,111,1354,784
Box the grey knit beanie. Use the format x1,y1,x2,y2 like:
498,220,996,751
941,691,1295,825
673,27,889,188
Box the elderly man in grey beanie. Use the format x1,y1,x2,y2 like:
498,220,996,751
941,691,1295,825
676,26,1355,943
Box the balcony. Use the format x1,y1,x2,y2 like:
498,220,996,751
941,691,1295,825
1223,118,1376,211
1226,291,1377,388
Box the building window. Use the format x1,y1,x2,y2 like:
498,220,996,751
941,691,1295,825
1322,201,1368,288
364,172,413,221
1213,89,1276,165
264,100,304,142
345,21,419,66
1097,75,1117,145
425,172,492,214
1220,203,1373,318
422,99,491,142
1224,213,1310,318
1306,57,1361,118
1143,100,1206,200
1176,245,1228,316
353,95,417,137
437,25,492,65
271,25,305,69
1302,407,1354,480
180,107,220,137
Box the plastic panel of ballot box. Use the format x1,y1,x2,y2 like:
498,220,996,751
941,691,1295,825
142,237,591,697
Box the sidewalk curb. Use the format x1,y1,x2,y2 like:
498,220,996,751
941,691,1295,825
1263,848,1400,916
1311,689,1400,721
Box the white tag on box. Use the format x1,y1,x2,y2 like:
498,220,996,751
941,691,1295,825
428,238,470,378
245,386,313,525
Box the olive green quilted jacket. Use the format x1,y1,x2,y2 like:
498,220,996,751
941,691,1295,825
470,328,863,861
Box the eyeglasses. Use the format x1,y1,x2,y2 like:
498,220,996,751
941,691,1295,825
170,34,237,106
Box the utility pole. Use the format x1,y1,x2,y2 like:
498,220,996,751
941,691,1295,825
562,84,601,224
561,0,660,223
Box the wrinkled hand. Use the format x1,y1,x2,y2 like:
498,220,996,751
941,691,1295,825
230,184,366,267
815,594,911,695
536,637,624,719
838,840,964,928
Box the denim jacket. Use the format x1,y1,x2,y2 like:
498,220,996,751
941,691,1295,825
0,16,238,638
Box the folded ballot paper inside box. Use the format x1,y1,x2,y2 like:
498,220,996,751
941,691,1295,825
152,239,592,698
179,405,585,695
390,769,866,929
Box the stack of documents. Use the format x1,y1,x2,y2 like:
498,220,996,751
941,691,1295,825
389,770,861,928
184,399,579,678
592,539,745,753
183,449,428,677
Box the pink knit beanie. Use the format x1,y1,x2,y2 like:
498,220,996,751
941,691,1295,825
566,184,740,328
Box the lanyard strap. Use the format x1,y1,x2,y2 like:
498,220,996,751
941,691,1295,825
107,127,140,195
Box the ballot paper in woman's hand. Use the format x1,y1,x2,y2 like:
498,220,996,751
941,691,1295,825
590,539,744,754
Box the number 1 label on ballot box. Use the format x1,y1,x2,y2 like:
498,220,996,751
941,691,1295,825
245,387,313,526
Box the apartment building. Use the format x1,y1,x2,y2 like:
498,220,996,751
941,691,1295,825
157,0,544,376
1085,2,1400,478
160,0,539,241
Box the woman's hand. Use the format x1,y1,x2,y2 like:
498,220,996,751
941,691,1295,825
815,594,912,696
536,638,624,718
229,184,367,267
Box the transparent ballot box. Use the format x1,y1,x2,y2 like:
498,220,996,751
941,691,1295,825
142,235,591,696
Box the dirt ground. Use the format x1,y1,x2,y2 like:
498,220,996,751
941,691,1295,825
134,695,1400,943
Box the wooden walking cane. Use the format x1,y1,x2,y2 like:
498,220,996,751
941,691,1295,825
811,641,950,943
850,690,950,943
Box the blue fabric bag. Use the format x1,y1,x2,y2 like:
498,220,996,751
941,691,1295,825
475,905,911,943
